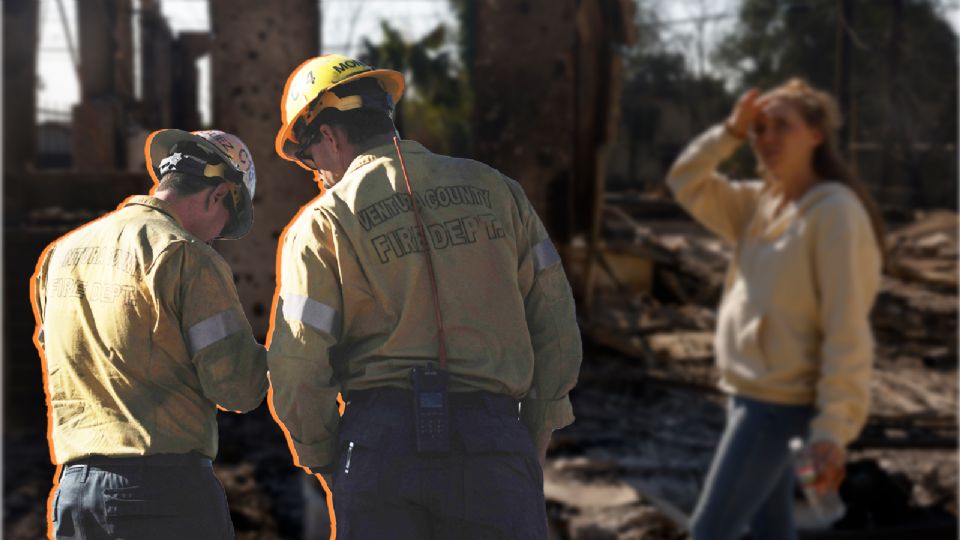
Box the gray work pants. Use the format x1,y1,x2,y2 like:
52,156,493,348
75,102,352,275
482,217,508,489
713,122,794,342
51,454,233,540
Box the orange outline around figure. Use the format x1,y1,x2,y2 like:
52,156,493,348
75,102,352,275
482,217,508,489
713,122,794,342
263,186,343,540
29,132,284,538
30,134,170,538
267,56,341,540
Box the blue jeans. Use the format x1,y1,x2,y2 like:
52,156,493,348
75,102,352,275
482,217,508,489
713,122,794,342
689,396,814,540
51,455,233,540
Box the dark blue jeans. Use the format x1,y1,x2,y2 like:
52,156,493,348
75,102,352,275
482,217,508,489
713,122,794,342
689,396,815,540
51,454,233,540
332,388,549,539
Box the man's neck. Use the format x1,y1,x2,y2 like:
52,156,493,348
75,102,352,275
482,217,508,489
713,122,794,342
154,189,201,237
352,133,398,156
153,190,184,220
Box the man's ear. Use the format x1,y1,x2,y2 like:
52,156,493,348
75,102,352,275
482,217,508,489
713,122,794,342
319,124,339,152
206,182,231,210
214,182,231,202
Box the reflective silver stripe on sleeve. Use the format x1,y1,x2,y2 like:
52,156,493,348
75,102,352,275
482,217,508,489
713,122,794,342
188,310,243,355
532,238,561,272
282,294,337,335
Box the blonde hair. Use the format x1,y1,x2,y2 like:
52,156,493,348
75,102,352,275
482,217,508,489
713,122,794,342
766,78,886,260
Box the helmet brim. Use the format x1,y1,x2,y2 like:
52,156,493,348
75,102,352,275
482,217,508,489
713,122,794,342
218,184,254,240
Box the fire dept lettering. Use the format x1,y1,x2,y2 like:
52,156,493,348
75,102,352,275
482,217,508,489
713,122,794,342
51,278,137,305
371,213,506,264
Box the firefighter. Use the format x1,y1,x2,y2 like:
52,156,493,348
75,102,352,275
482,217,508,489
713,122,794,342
268,54,582,539
31,129,268,539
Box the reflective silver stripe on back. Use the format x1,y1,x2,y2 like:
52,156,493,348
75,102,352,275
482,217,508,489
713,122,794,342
282,295,337,335
532,238,561,272
188,310,243,355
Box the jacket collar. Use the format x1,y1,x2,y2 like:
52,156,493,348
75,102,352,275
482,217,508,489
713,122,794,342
342,139,430,179
123,195,185,228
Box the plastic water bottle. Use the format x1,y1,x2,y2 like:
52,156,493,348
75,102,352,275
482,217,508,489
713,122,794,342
789,437,846,526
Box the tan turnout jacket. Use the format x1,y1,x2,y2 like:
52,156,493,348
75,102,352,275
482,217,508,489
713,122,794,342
32,196,268,464
268,140,581,470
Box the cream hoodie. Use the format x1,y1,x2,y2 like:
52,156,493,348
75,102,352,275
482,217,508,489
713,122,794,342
666,124,882,446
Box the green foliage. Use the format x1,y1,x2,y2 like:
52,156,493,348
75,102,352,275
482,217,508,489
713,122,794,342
713,0,958,206
448,0,477,74
616,1,737,190
359,21,472,157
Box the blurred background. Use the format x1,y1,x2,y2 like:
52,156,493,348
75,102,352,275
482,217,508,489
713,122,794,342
3,0,958,538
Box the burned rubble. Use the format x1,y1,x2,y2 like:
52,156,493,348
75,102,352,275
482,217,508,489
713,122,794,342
544,198,959,539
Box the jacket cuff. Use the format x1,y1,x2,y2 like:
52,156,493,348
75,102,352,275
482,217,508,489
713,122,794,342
521,395,574,435
291,438,338,472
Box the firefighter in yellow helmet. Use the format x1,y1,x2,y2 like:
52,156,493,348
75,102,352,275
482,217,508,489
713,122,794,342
32,129,268,539
268,54,582,539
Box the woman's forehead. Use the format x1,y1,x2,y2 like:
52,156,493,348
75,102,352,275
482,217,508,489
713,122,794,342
757,97,801,121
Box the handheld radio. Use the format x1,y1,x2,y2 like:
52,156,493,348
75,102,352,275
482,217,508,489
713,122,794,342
410,365,450,453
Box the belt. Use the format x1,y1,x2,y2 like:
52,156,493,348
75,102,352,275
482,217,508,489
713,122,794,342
347,387,520,418
64,453,212,468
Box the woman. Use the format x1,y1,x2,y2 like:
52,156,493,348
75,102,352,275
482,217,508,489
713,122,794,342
666,79,884,540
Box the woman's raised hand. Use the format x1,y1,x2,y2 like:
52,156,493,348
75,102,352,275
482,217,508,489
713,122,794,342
725,88,766,139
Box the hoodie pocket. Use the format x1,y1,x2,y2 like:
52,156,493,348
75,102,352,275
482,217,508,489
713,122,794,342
736,312,769,373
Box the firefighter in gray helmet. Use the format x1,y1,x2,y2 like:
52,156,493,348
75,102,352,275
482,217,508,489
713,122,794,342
32,129,267,539
149,129,258,239
269,54,582,539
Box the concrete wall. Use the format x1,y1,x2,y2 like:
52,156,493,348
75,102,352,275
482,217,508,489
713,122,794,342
140,0,176,130
209,0,320,337
2,0,41,431
73,0,135,171
172,32,210,131
473,0,633,244
473,0,578,236
2,0,40,180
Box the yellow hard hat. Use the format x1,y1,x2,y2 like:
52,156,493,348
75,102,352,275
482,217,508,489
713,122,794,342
275,54,405,168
